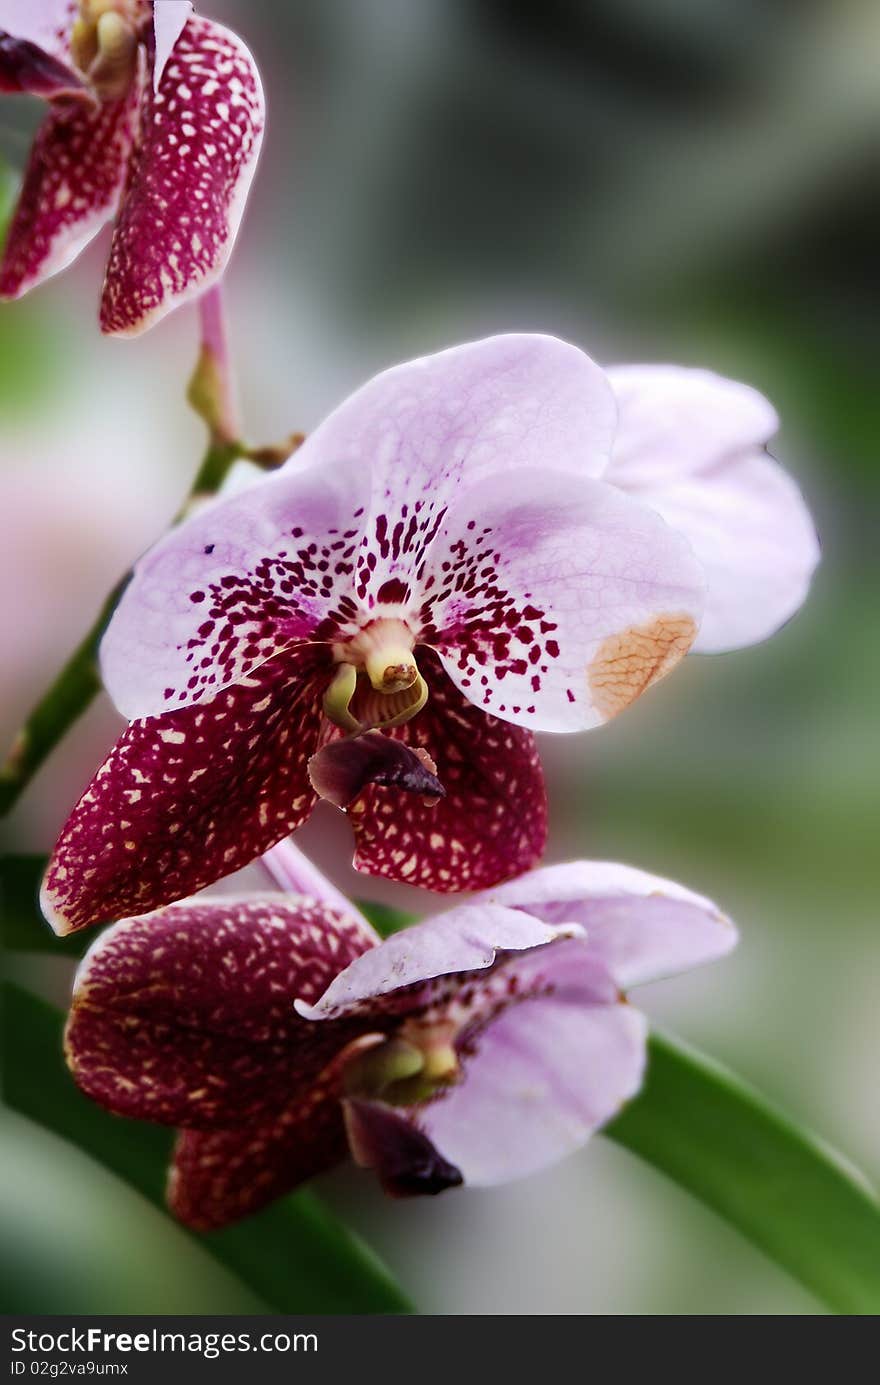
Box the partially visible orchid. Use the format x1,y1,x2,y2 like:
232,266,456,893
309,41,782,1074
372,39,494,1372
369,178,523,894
0,1,264,334
65,845,736,1228
40,334,818,935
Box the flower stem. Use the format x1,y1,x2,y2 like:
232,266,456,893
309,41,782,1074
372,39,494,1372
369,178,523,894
187,285,240,446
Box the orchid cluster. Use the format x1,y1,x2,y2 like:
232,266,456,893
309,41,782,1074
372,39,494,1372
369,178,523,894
1,3,821,1233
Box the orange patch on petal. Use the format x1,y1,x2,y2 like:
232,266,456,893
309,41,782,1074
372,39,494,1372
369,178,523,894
588,613,697,720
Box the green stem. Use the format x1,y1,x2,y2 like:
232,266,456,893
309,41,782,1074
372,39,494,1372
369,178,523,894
0,436,243,819
606,1032,880,1315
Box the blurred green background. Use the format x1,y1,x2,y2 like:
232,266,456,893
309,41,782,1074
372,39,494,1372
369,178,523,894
1,0,878,1314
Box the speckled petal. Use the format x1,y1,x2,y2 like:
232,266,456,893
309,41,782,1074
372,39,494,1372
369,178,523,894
606,365,819,652
42,644,331,935
100,455,370,720
292,334,617,607
297,901,572,1021
0,78,140,299
0,1,76,65
423,468,706,732
169,1094,347,1230
420,938,648,1185
484,860,737,989
346,652,547,892
99,12,264,335
66,896,375,1128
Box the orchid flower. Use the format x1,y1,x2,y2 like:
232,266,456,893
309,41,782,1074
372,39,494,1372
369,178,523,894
0,1,264,334
42,334,711,933
65,844,736,1229
41,334,817,935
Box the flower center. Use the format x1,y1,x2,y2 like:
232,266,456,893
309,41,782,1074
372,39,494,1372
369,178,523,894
324,618,428,733
341,1020,460,1108
71,0,141,102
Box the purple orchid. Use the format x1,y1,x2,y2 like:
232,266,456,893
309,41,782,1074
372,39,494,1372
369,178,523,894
40,334,817,935
64,844,736,1229
0,1,264,334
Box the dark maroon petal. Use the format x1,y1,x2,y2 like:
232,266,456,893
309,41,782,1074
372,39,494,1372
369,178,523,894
308,731,445,810
42,645,332,935
66,896,375,1129
0,33,85,96
348,651,547,891
343,1098,463,1198
0,77,140,299
99,13,264,335
169,1090,347,1230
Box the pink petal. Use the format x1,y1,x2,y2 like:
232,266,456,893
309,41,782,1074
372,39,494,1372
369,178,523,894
484,860,737,990
261,839,377,930
41,645,330,935
99,455,370,720
421,938,647,1185
0,1,76,61
605,365,819,651
99,13,264,335
347,651,547,892
295,336,616,593
169,1094,347,1230
607,365,780,489
0,80,140,299
297,902,573,1021
423,469,705,731
632,454,819,653
151,0,191,89
66,895,374,1128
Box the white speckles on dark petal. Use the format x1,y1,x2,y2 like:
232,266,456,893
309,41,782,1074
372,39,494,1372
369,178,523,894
66,894,375,1132
0,76,141,298
350,650,547,891
100,13,264,334
42,645,332,934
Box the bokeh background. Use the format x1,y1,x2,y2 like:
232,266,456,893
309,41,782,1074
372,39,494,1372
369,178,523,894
2,0,878,1314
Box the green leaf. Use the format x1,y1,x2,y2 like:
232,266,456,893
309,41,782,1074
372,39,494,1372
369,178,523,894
356,898,416,937
1,984,412,1315
606,1032,880,1315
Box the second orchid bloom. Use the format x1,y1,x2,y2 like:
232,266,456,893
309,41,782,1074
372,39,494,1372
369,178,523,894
42,334,818,934
66,847,737,1228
